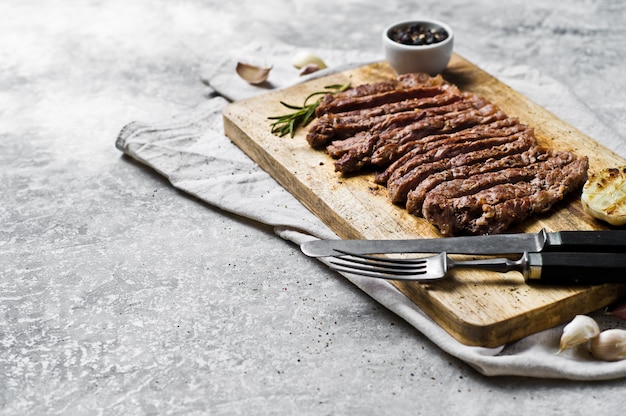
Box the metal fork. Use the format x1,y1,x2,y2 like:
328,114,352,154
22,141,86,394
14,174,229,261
327,250,526,281
325,249,626,284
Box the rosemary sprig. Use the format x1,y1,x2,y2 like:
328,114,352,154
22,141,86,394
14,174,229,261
268,83,351,137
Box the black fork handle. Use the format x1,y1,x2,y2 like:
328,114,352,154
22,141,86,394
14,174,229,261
525,252,626,285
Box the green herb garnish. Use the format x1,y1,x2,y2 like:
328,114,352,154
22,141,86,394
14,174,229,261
268,83,351,137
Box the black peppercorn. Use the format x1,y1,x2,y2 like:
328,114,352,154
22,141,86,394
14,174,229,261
389,24,449,46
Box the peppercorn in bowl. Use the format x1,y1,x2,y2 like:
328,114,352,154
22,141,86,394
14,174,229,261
383,19,454,75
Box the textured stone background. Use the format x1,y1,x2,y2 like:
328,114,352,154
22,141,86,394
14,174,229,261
2,0,625,414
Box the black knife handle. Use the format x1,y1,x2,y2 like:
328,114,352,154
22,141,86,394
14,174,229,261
547,230,626,253
526,252,626,285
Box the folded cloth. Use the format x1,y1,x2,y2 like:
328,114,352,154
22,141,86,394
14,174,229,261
116,41,626,380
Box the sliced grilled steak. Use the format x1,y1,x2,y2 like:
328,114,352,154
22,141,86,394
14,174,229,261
421,156,589,235
325,92,491,158
302,73,588,236
372,95,496,149
385,130,537,203
307,88,462,148
315,73,445,117
405,146,552,214
374,119,528,186
316,86,451,117
333,104,507,174
370,117,525,168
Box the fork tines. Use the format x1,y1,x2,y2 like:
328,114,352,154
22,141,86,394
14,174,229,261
327,250,430,280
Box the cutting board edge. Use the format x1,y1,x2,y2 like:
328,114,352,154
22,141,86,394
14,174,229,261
223,110,365,240
394,280,626,347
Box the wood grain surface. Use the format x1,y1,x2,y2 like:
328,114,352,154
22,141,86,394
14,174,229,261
223,54,626,347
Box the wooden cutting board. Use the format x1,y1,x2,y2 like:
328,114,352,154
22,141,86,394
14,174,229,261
223,54,626,347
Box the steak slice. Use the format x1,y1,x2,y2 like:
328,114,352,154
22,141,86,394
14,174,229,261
315,73,445,117
373,95,496,148
333,104,507,174
325,97,482,164
328,94,488,153
307,88,462,148
421,156,589,235
376,123,533,186
323,109,429,156
385,130,537,203
370,117,525,168
316,86,453,117
405,146,553,214
326,92,493,158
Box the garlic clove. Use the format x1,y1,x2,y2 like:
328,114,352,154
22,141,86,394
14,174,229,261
559,315,601,352
291,51,327,70
236,62,272,84
299,63,321,76
589,329,626,361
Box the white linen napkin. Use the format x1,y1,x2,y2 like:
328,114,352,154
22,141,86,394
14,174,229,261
116,41,626,380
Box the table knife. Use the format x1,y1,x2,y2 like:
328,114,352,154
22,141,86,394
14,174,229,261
300,229,626,257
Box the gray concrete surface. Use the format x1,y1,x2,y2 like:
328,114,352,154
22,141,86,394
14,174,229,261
2,0,626,414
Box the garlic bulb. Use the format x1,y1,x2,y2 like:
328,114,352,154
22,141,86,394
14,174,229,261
589,329,626,361
559,315,600,352
236,62,272,84
291,51,327,70
581,166,626,226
